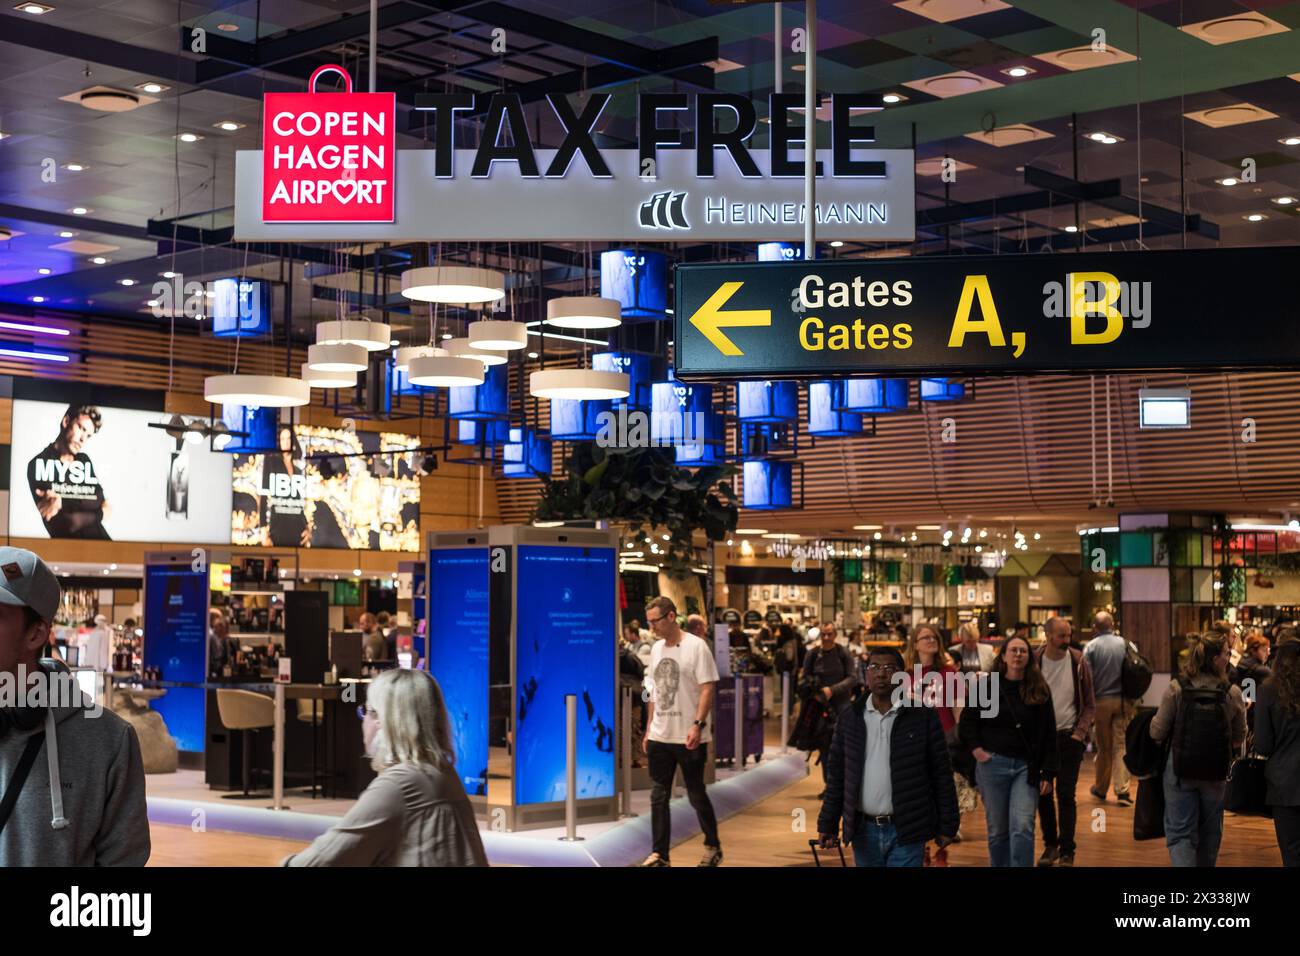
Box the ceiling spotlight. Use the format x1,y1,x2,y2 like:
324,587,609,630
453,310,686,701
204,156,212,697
208,420,232,450
1218,177,1238,187
183,420,207,444
135,81,168,94
177,132,202,143
69,206,89,215
38,268,51,275
214,121,244,132
1063,224,1079,233
1245,213,1267,222
58,231,74,238
64,163,85,171
31,296,45,303
1002,66,1033,78
91,256,107,264
829,240,844,248
161,270,177,278
1279,136,1300,147
162,413,187,441
882,93,905,104
527,351,539,359
217,22,239,31
119,278,135,286
1271,196,1296,205
15,3,55,13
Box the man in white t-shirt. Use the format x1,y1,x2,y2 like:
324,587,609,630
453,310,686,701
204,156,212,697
638,596,722,867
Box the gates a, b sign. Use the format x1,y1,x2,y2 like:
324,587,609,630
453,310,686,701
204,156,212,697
262,65,395,223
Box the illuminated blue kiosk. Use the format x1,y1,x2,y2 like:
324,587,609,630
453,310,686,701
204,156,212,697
426,525,619,831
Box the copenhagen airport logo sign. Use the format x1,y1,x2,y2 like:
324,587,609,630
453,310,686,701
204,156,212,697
249,71,915,242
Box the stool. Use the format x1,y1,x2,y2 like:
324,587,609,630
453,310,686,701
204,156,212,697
215,689,275,800
295,697,326,798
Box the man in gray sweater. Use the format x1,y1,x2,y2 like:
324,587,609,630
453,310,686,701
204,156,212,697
0,547,149,866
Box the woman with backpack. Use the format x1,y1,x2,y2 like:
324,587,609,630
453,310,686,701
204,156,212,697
959,634,1059,867
1255,637,1300,866
1149,632,1247,867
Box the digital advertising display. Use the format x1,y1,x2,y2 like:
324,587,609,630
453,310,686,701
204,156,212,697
8,399,233,544
514,545,616,805
232,424,421,551
143,561,208,752
427,547,489,796
211,278,271,338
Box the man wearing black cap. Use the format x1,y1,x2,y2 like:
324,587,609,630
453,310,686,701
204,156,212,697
0,547,149,865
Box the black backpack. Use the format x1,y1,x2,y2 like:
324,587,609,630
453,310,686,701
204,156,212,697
1123,707,1166,779
1170,681,1232,782
1121,640,1153,700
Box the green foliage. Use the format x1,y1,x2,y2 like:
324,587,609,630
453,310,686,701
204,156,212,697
532,443,738,572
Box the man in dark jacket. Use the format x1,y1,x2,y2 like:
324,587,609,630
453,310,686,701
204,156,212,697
816,646,959,867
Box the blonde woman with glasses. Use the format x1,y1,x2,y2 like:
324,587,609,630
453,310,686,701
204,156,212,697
283,669,488,867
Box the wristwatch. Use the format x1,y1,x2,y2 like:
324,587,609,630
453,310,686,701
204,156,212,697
693,719,707,730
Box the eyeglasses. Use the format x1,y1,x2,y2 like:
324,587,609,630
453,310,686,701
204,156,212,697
645,614,667,626
866,663,900,674
356,705,376,721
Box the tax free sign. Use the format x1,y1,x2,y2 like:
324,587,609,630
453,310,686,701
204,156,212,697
235,87,914,242
673,247,1300,379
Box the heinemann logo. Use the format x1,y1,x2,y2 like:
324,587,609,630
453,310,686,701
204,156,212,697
640,190,689,230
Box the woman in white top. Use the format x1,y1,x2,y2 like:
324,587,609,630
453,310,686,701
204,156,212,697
284,668,488,867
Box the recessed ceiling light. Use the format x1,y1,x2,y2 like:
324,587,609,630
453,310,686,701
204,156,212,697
78,89,141,112
38,267,51,275
91,256,107,264
177,132,202,143
214,120,244,132
1272,196,1296,206
15,2,54,14
119,278,136,286
58,231,74,238
1281,136,1300,147
829,240,844,248
146,299,160,308
882,93,905,104
791,63,805,72
527,351,538,359
1063,224,1079,233
852,524,882,531
216,22,239,31
31,296,45,303
63,163,85,171
1219,177,1239,186
135,82,168,94
1244,213,1267,222
1001,66,1034,78
161,270,177,278
69,206,89,215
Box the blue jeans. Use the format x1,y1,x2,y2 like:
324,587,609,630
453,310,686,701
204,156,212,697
851,817,925,867
976,753,1038,867
1163,758,1226,867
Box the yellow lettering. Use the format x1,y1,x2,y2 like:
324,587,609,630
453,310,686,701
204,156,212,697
799,316,824,350
1069,271,1122,344
947,275,1005,348
893,324,913,349
828,324,849,350
867,324,889,349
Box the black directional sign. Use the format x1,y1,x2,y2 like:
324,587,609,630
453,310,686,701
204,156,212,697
672,246,1300,380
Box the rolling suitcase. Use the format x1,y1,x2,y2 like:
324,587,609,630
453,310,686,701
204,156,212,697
808,838,849,867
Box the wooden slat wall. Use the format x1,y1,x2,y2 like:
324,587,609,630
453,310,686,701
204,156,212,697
497,371,1300,531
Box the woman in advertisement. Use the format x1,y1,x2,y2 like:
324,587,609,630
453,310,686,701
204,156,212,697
26,403,112,539
260,426,310,547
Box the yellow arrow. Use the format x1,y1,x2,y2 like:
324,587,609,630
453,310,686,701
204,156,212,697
688,281,772,356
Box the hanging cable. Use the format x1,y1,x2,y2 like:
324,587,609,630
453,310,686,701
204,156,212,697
1105,375,1115,508
1090,374,1098,507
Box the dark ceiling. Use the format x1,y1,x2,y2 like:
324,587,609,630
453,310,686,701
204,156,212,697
0,0,1297,344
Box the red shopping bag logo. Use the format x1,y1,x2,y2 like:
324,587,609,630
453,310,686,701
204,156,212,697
262,65,395,223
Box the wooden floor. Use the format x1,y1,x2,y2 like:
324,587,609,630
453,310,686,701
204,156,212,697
147,824,309,867
673,752,1286,867
146,748,1285,867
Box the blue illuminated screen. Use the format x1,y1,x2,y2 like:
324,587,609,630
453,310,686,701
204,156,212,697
143,563,208,752
427,547,489,796
515,545,616,805
211,278,271,338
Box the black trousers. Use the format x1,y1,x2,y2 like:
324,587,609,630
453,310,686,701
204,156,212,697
648,739,720,858
1274,804,1300,867
1039,731,1085,855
